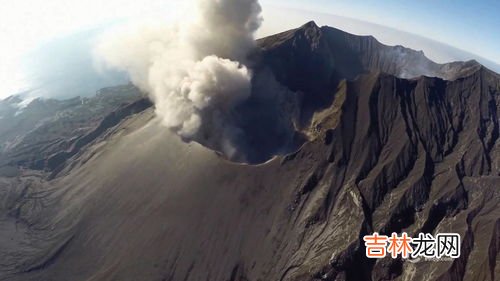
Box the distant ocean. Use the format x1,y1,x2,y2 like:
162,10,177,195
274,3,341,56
2,27,128,101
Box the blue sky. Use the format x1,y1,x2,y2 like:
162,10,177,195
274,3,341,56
1,0,499,99
268,0,500,64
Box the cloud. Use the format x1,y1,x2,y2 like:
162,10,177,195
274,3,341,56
94,0,263,161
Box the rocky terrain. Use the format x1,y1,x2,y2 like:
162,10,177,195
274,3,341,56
0,22,498,281
0,84,148,176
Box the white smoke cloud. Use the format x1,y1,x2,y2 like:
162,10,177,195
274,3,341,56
94,0,262,161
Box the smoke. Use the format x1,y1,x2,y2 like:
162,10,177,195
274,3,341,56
94,0,263,161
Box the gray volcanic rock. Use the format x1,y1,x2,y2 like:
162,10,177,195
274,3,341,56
0,23,498,281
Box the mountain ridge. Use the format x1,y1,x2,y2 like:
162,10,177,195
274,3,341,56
258,21,484,83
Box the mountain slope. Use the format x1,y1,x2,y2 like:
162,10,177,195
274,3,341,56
0,23,499,281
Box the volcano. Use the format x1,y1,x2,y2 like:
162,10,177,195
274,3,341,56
0,22,498,281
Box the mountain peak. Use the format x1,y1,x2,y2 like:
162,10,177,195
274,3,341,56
295,20,323,47
300,20,319,30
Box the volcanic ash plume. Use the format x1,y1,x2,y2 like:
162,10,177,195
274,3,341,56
94,0,263,161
